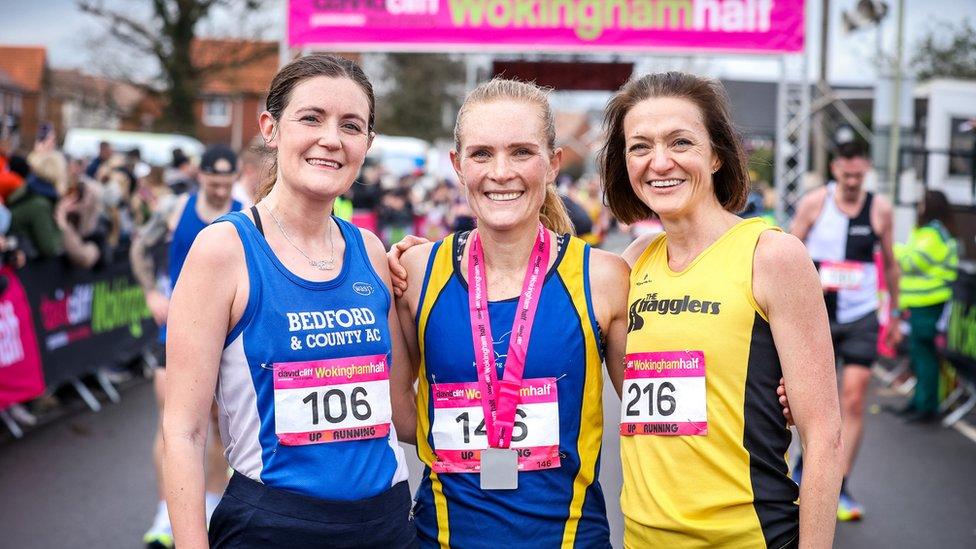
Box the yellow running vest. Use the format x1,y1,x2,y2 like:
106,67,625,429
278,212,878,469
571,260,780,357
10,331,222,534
621,218,799,548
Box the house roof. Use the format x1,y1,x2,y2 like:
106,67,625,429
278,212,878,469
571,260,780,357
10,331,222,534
0,68,23,93
0,46,46,93
192,39,278,96
48,69,145,113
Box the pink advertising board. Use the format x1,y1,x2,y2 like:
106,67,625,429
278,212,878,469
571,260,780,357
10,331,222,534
289,0,804,54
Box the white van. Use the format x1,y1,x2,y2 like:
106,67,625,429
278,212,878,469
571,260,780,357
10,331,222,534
62,128,205,167
367,135,429,178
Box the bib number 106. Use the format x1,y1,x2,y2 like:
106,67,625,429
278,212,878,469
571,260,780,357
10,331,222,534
302,387,372,425
625,381,676,417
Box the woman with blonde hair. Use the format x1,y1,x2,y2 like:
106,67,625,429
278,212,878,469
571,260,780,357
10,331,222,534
392,78,630,548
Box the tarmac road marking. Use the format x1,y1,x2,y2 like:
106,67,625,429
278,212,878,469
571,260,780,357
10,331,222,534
951,419,976,445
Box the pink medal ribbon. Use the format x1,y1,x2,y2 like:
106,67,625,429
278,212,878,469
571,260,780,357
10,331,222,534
467,223,550,450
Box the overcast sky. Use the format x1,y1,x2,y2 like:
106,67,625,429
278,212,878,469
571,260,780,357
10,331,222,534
2,0,974,84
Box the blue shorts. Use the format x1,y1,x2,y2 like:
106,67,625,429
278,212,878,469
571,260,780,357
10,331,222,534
209,471,417,548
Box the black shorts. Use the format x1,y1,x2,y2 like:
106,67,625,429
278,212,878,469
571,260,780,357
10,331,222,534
829,311,879,368
209,471,417,549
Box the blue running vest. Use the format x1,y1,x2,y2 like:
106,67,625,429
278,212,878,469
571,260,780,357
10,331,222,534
212,212,409,501
160,193,242,342
413,232,610,548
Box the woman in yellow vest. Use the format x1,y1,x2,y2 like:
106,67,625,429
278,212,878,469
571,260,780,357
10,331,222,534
600,72,843,548
895,189,959,423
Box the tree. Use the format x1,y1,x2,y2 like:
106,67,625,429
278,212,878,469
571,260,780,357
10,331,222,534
911,18,976,82
78,0,276,135
374,54,466,142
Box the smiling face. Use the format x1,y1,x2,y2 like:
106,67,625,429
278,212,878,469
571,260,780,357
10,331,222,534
451,99,561,233
623,96,721,220
260,75,372,201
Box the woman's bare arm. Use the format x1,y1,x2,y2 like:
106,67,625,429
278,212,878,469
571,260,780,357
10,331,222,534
754,231,843,549
588,248,631,397
163,223,246,549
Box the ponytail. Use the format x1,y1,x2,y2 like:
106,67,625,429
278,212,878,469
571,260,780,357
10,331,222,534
540,183,574,236
254,156,276,202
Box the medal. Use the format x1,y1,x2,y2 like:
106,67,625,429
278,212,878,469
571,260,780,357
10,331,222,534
479,448,519,490
467,224,550,489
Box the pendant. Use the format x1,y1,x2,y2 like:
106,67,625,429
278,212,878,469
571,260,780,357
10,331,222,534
310,259,335,271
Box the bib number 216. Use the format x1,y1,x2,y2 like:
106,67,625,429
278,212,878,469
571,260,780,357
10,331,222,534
625,381,676,417
620,351,708,436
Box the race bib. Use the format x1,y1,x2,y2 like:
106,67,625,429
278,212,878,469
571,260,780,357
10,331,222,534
430,377,560,473
819,260,866,291
620,351,707,436
273,354,392,446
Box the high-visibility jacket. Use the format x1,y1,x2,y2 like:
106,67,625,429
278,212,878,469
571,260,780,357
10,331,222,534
333,196,353,221
896,221,958,308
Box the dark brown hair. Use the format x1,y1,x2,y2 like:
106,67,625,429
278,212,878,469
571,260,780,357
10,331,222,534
598,72,749,223
833,141,869,161
256,54,375,201
918,189,956,236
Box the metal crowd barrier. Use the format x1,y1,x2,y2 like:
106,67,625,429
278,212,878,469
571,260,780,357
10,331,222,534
0,249,160,438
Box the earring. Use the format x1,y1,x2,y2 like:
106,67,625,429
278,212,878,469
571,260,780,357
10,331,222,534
265,125,278,145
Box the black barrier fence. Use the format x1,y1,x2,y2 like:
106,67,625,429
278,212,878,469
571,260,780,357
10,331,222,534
946,265,976,371
0,243,168,436
19,256,159,389
943,263,976,426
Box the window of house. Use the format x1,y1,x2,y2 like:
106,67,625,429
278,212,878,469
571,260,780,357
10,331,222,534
949,117,975,177
203,97,231,127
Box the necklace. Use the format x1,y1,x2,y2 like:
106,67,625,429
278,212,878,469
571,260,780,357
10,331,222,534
265,204,336,271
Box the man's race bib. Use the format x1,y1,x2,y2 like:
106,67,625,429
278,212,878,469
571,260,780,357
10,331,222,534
273,354,392,446
819,260,866,291
430,377,560,473
620,351,707,436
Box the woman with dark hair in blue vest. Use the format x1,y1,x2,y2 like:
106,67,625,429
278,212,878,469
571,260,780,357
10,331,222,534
162,54,417,548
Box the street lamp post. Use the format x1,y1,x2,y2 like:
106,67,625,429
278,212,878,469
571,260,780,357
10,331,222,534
884,0,906,200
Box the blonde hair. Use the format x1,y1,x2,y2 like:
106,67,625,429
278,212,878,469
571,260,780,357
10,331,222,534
27,150,68,195
454,78,574,236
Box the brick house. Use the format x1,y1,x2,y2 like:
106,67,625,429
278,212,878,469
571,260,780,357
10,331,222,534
0,68,25,146
48,69,148,132
0,46,48,146
191,39,279,150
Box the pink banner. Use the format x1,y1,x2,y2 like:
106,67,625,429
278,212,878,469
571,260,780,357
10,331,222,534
625,351,705,378
274,354,388,389
432,444,560,473
432,377,558,408
620,421,707,435
0,267,45,409
289,0,804,54
279,423,391,445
